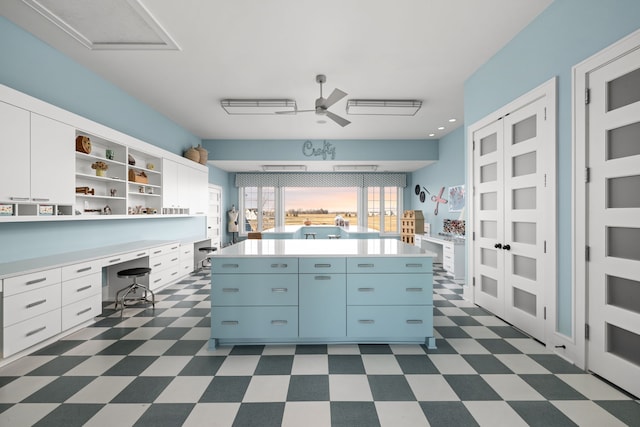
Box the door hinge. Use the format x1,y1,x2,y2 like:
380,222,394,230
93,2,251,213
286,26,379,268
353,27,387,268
473,231,476,241
544,107,547,121
543,306,547,320
585,88,591,105
544,173,547,187
544,240,547,254
585,323,590,340
472,277,476,287
585,245,590,262
473,140,476,150
585,167,590,183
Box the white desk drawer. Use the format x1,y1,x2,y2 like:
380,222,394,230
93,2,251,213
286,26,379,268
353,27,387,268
4,268,61,296
149,243,180,258
62,272,101,305
149,252,180,272
103,249,148,266
61,260,103,281
149,266,180,291
4,309,61,356
4,283,61,327
62,293,101,330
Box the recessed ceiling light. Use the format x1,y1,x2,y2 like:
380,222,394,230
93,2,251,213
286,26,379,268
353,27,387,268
438,126,445,130
448,118,457,123
317,120,327,124
428,133,435,137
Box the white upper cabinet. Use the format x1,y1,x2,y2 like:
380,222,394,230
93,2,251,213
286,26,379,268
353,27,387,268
162,158,179,208
0,101,31,202
163,158,208,214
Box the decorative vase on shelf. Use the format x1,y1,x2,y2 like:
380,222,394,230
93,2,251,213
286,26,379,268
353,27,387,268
96,169,106,177
196,144,208,165
184,147,200,163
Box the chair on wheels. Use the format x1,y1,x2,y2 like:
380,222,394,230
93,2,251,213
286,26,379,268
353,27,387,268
199,246,217,269
115,267,154,317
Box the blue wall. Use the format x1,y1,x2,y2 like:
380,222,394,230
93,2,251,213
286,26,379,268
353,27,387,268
410,127,465,236
0,17,209,263
464,0,640,336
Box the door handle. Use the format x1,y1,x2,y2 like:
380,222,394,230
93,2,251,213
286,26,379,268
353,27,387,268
503,244,511,251
494,243,502,249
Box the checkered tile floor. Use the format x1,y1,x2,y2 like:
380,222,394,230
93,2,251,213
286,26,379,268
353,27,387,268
0,264,638,426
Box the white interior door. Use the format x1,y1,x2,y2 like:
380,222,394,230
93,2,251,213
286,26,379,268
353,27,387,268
208,184,222,248
587,46,640,397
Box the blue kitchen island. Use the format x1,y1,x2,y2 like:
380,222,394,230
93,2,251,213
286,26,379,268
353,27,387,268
209,239,437,349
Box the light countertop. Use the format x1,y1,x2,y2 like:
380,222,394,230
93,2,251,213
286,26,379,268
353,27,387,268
215,239,437,258
261,225,378,234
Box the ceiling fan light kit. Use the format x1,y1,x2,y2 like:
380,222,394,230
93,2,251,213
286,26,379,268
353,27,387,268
221,99,297,115
346,100,423,116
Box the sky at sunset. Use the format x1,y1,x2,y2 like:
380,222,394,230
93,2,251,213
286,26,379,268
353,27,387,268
284,187,357,213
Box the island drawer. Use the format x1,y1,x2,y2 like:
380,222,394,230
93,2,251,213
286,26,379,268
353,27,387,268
4,283,61,327
211,257,298,274
61,293,102,331
4,309,62,356
212,306,298,339
299,257,346,274
61,260,103,281
347,274,433,305
347,305,433,338
212,274,298,306
347,257,432,274
62,272,101,306
4,268,61,296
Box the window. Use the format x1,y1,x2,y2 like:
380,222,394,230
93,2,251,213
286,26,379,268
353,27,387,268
367,186,399,233
241,186,275,232
284,187,357,226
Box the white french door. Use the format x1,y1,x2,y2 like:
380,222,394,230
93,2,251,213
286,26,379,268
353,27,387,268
586,45,640,397
207,184,222,248
471,81,556,344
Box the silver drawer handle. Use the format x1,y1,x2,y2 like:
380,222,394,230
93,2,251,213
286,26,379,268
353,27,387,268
406,287,423,292
358,319,375,324
154,278,162,283
77,285,92,292
171,258,178,262
171,271,177,276
272,288,288,292
222,288,239,292
137,252,146,257
171,246,179,250
153,250,162,254
10,196,29,201
221,320,239,326
77,267,92,273
26,326,47,337
222,263,239,268
270,263,288,268
406,319,423,324
26,277,46,285
357,263,374,268
405,263,423,268
358,287,374,292
77,307,92,316
32,197,50,202
26,299,47,309
314,263,331,268
153,263,162,267
109,258,121,263
314,276,331,280
271,320,288,325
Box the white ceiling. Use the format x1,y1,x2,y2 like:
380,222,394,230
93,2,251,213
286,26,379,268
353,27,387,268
1,0,552,171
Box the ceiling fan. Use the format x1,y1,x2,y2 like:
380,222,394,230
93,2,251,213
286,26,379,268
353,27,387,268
280,74,351,127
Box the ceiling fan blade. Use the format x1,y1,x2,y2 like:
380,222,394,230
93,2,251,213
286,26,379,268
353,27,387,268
326,110,351,127
323,88,347,108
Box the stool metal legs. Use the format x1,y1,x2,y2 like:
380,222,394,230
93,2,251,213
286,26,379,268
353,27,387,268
115,277,155,317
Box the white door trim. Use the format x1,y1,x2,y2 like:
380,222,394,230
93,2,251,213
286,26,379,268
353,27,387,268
572,27,640,370
466,77,557,346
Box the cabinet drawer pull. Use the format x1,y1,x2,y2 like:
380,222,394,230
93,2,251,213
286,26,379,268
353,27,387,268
171,271,177,276
222,288,239,292
314,276,331,280
76,285,92,292
77,267,92,273
405,263,423,268
26,277,47,285
171,246,179,250
358,319,375,324
154,278,162,283
77,307,92,316
171,257,178,262
26,326,47,337
314,263,331,268
271,288,288,292
358,287,374,292
271,320,288,325
32,198,50,202
357,263,374,268
406,319,423,324
109,258,121,263
137,252,146,257
222,263,239,268
26,299,47,309
221,320,239,326
10,196,29,201
406,287,423,292
270,263,288,268
153,263,162,267
153,250,162,254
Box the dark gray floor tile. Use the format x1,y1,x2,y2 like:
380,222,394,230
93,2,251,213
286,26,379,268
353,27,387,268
424,340,458,354
178,356,225,376
462,354,513,374
395,355,439,374
328,355,365,374
359,344,392,354
368,375,416,401
134,403,195,427
331,402,380,427
91,328,136,340
487,326,529,338
232,402,285,427
172,300,200,308
91,317,126,327
477,339,521,354
22,376,95,403
103,356,158,376
110,377,172,403
32,403,103,427
0,403,13,414
596,400,640,426
519,374,587,400
433,307,444,316
420,401,480,427
460,307,491,316
287,375,329,401
151,327,190,340
97,340,146,355
434,300,456,307
434,326,471,338
254,355,294,375
528,354,585,374
164,295,188,301
448,316,482,327
163,340,206,356
199,376,251,402
131,308,164,317
184,308,210,317
26,356,90,376
508,401,578,427
195,317,211,327
229,345,265,355
295,344,327,354
444,375,502,401
0,376,18,388
31,340,84,355
140,317,177,327
441,293,463,300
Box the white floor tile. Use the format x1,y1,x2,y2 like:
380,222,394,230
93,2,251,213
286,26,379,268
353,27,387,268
282,402,331,427
376,401,429,427
140,356,192,376
329,375,373,401
120,327,163,340
157,308,190,317
460,326,501,339
436,307,468,317
63,339,117,356
169,317,204,328
84,403,150,427
291,355,329,375
64,355,125,376
116,317,152,328
475,315,509,326
505,338,552,354
129,339,175,356
262,345,297,355
557,374,632,400
447,338,491,354
552,400,629,427
405,374,459,401
494,354,550,374
481,374,545,401
0,376,56,403
66,376,135,403
327,344,360,354
0,356,56,376
0,403,57,426
61,327,110,341
464,401,529,427
433,316,457,327
243,375,290,402
216,355,260,376
428,354,476,374
389,344,426,355
181,327,211,340
154,376,212,403
362,354,403,374
182,403,240,427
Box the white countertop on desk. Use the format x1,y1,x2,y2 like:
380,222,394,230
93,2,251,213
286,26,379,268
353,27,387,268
421,235,466,245
215,239,437,258
261,225,377,234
